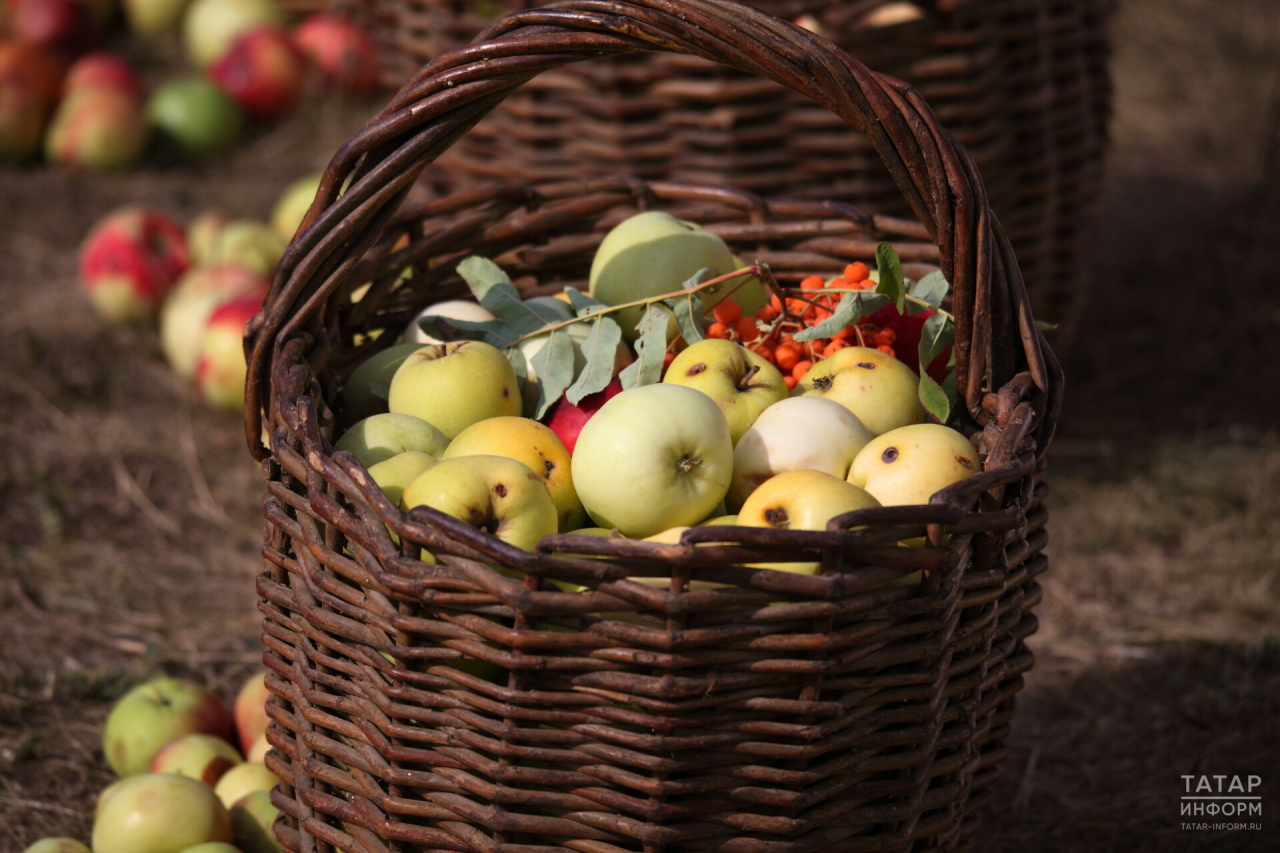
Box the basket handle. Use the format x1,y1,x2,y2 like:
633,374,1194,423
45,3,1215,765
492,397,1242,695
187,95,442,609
244,0,1057,461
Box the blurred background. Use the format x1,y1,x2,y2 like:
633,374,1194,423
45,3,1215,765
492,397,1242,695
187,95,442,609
1,0,1277,850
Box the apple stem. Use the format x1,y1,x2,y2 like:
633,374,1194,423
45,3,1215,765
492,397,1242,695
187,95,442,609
677,455,702,474
737,364,761,391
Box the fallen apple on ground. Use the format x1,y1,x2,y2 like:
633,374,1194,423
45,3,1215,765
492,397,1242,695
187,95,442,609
194,294,264,411
292,13,380,94
92,773,234,853
150,733,243,786
210,27,305,121
79,207,189,322
214,762,279,809
103,678,236,777
160,265,268,379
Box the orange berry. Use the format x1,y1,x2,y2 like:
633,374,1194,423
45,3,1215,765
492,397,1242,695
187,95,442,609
769,294,783,314
875,327,897,345
755,304,777,322
844,262,870,283
877,344,896,357
829,276,850,289
805,340,824,360
831,326,853,341
774,344,800,372
707,322,729,339
661,352,676,377
732,317,758,341
713,299,741,325
753,345,774,363
822,339,848,357
792,360,812,380
783,375,798,391
800,274,823,290
779,333,797,348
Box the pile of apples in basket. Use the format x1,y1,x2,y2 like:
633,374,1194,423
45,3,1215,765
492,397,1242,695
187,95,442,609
338,210,975,567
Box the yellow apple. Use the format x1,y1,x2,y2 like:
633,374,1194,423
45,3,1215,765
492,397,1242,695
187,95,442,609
246,731,269,764
699,514,738,526
738,470,880,573
270,173,322,242
92,774,233,853
791,346,925,436
848,423,979,507
21,840,90,853
229,790,282,853
388,341,522,438
367,451,438,507
663,339,787,445
341,342,424,424
150,733,243,786
443,416,584,531
334,412,449,468
214,762,279,810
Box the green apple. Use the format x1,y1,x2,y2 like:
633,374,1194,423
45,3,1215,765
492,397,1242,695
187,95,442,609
147,79,245,156
161,265,269,379
231,670,269,755
271,172,322,241
848,423,979,507
229,790,282,853
124,0,190,35
444,416,584,531
92,774,234,853
663,339,787,445
150,733,243,786
728,396,874,511
334,412,449,468
95,779,126,820
589,211,736,340
213,762,278,809
103,678,235,778
206,220,286,277
187,212,231,266
571,383,733,539
21,840,91,853
388,341,521,439
179,844,243,853
791,346,925,436
737,470,880,573
400,455,558,554
404,299,497,345
184,0,286,68
342,342,425,424
367,451,437,507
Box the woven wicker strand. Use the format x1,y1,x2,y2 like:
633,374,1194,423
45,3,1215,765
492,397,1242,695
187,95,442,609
245,2,1061,850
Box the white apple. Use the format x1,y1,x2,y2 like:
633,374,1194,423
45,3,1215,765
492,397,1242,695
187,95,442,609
229,790,282,853
367,451,438,507
246,731,269,764
92,773,234,853
270,172,321,242
160,265,268,379
388,341,522,439
213,762,279,809
184,0,286,68
334,412,449,468
848,423,979,507
400,456,558,554
791,346,925,436
21,840,90,853
404,299,497,345
443,416,584,531
150,733,243,786
231,671,270,755
663,339,787,445
737,470,881,573
571,384,733,539
589,211,737,340
728,396,874,511
342,342,425,424
103,678,235,778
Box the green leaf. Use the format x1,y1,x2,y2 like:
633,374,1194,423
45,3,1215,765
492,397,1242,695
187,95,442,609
565,317,622,405
874,242,906,314
1035,319,1059,332
619,305,669,390
918,372,951,423
564,287,607,317
420,315,522,349
528,330,576,419
793,292,858,342
506,346,528,395
908,270,949,315
664,268,711,345
941,369,958,411
918,312,954,373
456,256,561,335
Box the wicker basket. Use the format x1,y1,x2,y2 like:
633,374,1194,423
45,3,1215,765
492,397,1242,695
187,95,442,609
369,0,1112,327
244,1,1063,850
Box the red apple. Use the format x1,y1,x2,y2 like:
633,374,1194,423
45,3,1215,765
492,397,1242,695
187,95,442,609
7,0,99,57
0,40,64,107
292,13,378,95
541,377,623,455
45,86,147,171
209,26,303,120
0,41,63,159
195,294,263,410
864,305,950,384
150,733,243,786
63,52,141,99
78,207,189,322
232,670,270,755
161,264,268,378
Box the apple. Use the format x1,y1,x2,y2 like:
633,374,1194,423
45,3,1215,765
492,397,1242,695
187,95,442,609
204,219,285,275
103,678,235,777
183,0,284,68
160,265,269,378
213,762,278,809
400,455,558,553
45,87,147,171
147,78,245,155
21,839,90,853
541,376,622,454
270,172,321,241
404,299,497,345
848,423,979,507
229,790,282,853
245,730,269,764
571,383,733,538
589,211,737,340
292,13,379,95
791,346,925,436
341,342,424,424
194,294,263,411
443,415,584,531
738,470,881,572
365,450,436,507
864,303,950,383
178,845,243,853
231,670,269,755
187,211,231,265
92,773,233,853
727,396,874,511
387,341,522,439
63,53,141,99
699,514,738,526
95,779,125,819
8,0,99,57
0,42,64,161
150,733,243,786
209,27,304,121
78,207,189,322
122,0,189,36
662,339,787,445
334,412,449,467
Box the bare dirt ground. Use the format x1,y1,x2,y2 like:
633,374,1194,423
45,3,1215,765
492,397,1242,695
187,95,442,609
2,0,1279,850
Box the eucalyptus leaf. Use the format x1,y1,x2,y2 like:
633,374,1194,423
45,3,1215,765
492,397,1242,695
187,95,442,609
456,255,563,335
566,317,623,405
908,270,949,315
619,305,669,389
528,329,576,419
506,346,528,395
793,292,858,342
918,312,954,373
918,372,951,424
665,292,706,344
941,369,958,412
421,315,522,349
875,242,906,314
564,287,607,317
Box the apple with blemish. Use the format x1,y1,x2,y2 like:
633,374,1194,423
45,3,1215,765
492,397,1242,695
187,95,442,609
848,423,979,507
78,208,189,322
161,265,268,378
210,27,305,120
150,733,243,786
194,295,263,411
790,346,924,436
292,13,380,95
737,470,880,573
388,341,522,439
103,678,235,777
92,773,233,853
213,762,278,809
663,339,787,445
728,396,874,510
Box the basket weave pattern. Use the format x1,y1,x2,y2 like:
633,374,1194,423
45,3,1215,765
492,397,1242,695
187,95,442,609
245,2,1063,849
